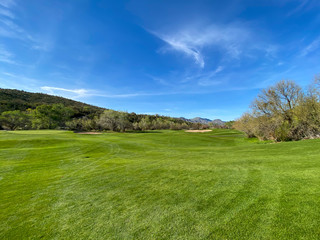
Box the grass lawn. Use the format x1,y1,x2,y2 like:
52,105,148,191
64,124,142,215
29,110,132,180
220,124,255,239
1,129,320,239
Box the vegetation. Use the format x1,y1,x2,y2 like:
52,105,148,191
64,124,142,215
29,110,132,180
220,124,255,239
0,88,104,116
2,129,320,239
234,77,320,141
0,89,208,131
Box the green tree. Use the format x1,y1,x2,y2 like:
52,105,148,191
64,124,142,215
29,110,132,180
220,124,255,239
98,110,131,132
138,116,152,131
0,110,31,130
32,104,74,129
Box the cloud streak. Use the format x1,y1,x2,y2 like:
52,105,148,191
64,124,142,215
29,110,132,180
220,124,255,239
150,23,257,68
0,45,15,64
300,37,320,57
0,7,14,18
41,86,90,98
40,84,256,100
41,86,174,99
0,0,47,50
0,0,15,8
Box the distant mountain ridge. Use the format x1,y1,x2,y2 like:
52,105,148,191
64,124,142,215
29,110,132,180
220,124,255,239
180,117,226,125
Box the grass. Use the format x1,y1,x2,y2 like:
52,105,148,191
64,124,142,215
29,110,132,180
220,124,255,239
1,129,320,239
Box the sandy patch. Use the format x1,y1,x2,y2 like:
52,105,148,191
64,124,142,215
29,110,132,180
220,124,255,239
77,132,102,135
185,130,212,133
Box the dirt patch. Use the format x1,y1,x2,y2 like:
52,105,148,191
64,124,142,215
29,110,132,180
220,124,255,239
185,130,212,133
77,132,102,135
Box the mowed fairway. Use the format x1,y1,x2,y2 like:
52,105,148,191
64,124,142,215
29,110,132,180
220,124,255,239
1,130,320,239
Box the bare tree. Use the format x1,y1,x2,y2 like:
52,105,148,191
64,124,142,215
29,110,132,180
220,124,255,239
252,80,302,124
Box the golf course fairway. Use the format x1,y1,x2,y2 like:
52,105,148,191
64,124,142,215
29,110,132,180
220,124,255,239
1,129,320,239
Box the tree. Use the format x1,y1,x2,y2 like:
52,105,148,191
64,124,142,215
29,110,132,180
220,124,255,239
138,116,152,131
32,104,74,129
234,79,320,141
252,80,302,124
98,110,131,132
233,113,256,138
66,117,98,131
0,110,31,130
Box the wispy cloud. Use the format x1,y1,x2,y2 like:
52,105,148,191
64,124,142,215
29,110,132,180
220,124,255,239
1,72,40,84
286,0,320,16
40,83,255,100
0,72,41,91
0,15,35,42
0,0,15,8
40,86,153,99
179,65,224,86
150,23,259,68
146,74,172,86
156,33,205,67
287,0,309,16
41,86,90,98
197,66,224,86
0,45,15,64
300,37,320,57
0,7,14,18
0,0,47,51
213,66,224,74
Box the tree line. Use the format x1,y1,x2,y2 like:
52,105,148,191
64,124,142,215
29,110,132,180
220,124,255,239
0,89,211,131
234,77,320,141
0,105,209,131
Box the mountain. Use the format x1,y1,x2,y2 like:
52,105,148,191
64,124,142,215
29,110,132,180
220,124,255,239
211,119,226,126
190,117,212,124
0,88,105,117
180,117,226,125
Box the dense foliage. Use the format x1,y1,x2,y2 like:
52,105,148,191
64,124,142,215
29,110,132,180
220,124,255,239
234,78,320,141
0,89,104,118
0,89,208,131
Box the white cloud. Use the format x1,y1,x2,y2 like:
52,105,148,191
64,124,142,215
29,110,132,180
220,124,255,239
213,66,224,74
146,74,171,86
285,0,320,16
0,0,15,8
180,65,224,86
0,45,15,64
0,17,35,43
40,86,222,99
300,37,320,57
151,23,255,67
0,7,14,18
0,1,47,51
40,86,154,99
41,86,89,98
157,35,205,67
0,72,41,91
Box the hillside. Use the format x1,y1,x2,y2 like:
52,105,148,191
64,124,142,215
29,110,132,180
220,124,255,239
0,88,198,131
0,88,105,116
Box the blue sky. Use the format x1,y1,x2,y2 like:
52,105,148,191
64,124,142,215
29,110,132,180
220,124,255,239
0,0,319,120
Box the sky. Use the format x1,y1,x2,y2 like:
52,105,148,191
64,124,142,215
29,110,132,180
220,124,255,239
0,0,320,120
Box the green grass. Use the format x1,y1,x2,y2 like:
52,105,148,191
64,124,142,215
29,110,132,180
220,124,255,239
1,129,320,239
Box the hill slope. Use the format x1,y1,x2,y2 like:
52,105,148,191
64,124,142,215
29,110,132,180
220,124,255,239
0,89,216,128
0,89,194,128
0,88,104,115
